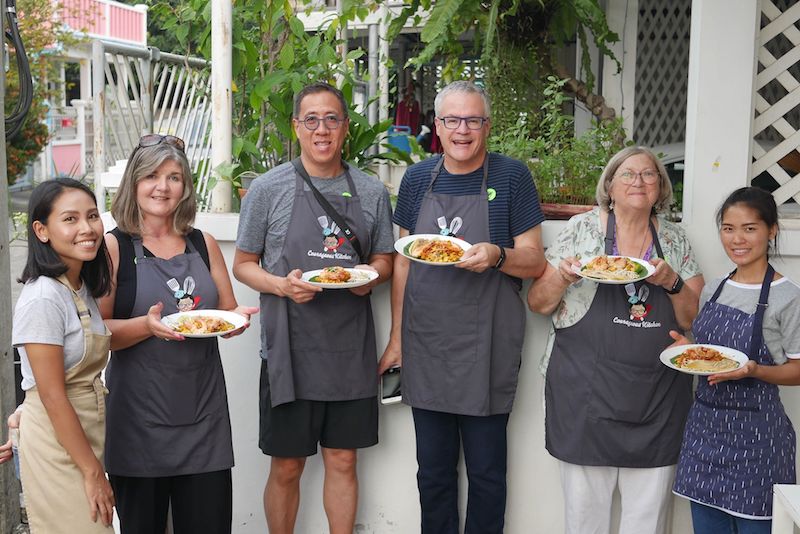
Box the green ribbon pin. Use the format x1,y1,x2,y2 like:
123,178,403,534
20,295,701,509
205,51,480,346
487,188,497,201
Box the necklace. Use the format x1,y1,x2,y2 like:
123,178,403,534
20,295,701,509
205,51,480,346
615,221,654,321
614,222,651,260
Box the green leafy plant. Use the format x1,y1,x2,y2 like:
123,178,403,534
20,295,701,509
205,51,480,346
489,76,627,207
11,212,28,242
381,0,620,121
149,0,396,183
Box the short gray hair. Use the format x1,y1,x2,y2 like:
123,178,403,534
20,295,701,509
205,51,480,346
595,146,673,213
434,81,491,118
111,143,196,235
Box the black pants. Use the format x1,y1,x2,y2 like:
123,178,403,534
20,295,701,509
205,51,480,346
412,408,510,534
109,469,232,534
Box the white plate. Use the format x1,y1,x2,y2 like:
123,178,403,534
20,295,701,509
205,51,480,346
301,268,379,289
659,344,749,376
161,309,246,338
394,234,472,266
572,255,656,285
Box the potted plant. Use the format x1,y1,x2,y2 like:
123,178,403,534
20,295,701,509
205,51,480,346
489,76,627,220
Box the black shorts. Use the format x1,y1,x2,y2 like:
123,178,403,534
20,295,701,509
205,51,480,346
258,360,378,457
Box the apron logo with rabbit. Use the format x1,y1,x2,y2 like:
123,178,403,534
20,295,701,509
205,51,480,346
167,276,200,312
437,216,463,238
305,215,354,261
610,283,663,328
626,283,652,321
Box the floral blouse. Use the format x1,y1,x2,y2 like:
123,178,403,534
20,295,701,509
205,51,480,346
538,207,702,374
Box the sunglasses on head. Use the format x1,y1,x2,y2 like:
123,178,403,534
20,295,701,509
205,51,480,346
137,134,185,152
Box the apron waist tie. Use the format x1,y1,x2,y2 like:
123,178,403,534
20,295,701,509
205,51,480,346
91,376,108,422
62,378,108,422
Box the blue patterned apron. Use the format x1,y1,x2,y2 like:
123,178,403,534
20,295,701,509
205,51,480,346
674,265,796,518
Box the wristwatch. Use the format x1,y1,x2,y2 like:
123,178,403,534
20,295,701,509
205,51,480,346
493,246,506,270
666,275,684,295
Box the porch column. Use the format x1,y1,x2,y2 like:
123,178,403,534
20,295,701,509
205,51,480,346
602,0,637,139
72,99,88,175
683,0,759,272
79,58,91,101
210,0,232,212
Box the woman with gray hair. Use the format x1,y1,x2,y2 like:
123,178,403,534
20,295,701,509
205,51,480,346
98,135,257,534
528,146,704,534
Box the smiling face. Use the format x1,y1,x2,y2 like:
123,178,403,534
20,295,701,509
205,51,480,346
32,188,104,278
293,90,349,177
435,92,490,174
608,153,661,213
135,159,186,220
719,203,777,270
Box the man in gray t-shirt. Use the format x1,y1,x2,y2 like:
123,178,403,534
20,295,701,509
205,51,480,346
233,82,393,534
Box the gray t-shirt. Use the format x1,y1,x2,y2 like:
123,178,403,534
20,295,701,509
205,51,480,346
700,276,800,364
13,276,105,390
236,161,394,271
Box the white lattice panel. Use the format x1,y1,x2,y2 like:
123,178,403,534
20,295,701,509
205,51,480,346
754,0,800,207
634,0,691,147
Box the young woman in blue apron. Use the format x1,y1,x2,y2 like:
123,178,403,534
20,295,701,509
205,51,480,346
99,136,257,534
672,187,800,534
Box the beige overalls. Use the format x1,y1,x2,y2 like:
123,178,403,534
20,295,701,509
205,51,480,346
19,275,113,533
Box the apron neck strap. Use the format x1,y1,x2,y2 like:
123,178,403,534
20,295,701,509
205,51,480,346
708,264,775,360
605,210,663,258
428,153,489,193
56,274,93,331
749,264,775,360
131,233,197,260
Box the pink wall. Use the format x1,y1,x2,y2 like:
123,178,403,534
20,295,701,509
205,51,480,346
109,4,144,43
52,143,84,176
60,0,145,45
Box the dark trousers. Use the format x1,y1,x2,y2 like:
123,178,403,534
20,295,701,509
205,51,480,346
690,502,772,534
412,407,509,534
109,469,232,534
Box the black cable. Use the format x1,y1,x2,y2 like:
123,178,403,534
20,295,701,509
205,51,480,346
5,0,33,139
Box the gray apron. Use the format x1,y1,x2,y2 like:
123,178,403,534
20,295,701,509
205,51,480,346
105,235,233,476
401,155,526,416
262,165,378,407
545,212,692,467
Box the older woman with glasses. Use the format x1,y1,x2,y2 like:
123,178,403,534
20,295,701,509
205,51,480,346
528,146,704,534
98,135,257,534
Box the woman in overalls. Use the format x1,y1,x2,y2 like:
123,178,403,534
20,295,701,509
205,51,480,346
672,186,800,533
98,135,257,534
13,178,115,533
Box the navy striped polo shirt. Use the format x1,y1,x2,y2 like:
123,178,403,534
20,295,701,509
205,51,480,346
393,152,545,247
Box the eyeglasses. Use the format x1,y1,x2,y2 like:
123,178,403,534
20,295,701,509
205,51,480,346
615,169,660,184
138,134,185,152
437,116,488,130
297,115,346,131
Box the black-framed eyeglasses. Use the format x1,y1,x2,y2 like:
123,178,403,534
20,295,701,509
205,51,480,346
298,115,346,131
437,116,488,130
138,134,185,152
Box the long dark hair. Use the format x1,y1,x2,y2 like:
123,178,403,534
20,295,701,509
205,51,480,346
716,186,780,258
20,178,112,297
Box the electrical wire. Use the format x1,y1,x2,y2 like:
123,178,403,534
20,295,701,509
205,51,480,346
5,0,33,140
